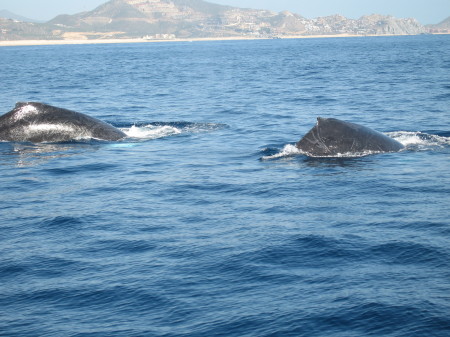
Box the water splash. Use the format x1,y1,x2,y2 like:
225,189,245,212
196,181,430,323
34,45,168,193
121,125,182,140
261,144,302,160
120,122,227,140
388,131,450,150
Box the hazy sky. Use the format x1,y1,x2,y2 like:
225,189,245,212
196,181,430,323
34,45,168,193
1,0,449,24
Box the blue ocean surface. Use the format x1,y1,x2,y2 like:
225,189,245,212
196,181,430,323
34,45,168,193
0,35,449,336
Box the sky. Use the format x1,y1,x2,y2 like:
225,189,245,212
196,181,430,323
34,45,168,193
1,0,449,25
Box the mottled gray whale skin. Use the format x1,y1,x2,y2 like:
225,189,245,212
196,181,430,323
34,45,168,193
296,117,404,157
0,102,126,142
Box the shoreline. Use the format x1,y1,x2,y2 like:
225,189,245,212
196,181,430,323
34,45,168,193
0,33,447,47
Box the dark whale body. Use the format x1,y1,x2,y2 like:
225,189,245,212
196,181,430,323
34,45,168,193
296,117,404,157
0,102,126,142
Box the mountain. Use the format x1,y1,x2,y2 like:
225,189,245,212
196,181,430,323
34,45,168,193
45,0,427,39
0,0,434,41
427,16,450,33
0,16,56,40
0,9,41,23
47,0,285,39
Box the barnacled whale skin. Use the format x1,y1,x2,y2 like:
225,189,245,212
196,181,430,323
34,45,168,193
0,102,126,142
296,117,404,157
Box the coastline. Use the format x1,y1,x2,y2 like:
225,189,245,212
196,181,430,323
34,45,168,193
0,35,353,47
0,33,447,47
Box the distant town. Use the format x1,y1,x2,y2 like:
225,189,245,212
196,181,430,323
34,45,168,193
1,0,449,42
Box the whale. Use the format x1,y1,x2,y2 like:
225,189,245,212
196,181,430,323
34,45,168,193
296,117,404,157
0,102,126,142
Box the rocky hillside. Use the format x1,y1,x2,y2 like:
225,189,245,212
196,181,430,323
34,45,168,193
427,16,450,33
47,0,301,39
0,0,433,40
0,18,57,40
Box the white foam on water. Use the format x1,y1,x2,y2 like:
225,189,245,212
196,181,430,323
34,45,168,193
263,143,380,159
261,144,302,160
300,149,379,158
263,143,391,160
387,131,450,149
121,125,182,140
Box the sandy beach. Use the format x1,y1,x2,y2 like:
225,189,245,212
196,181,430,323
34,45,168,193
0,34,382,47
1,33,446,47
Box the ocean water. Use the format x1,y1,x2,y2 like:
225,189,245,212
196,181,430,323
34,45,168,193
0,35,449,336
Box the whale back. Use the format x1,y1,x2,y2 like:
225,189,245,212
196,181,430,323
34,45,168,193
296,117,404,157
0,102,126,142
